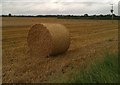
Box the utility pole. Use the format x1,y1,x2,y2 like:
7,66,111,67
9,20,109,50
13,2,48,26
110,4,114,20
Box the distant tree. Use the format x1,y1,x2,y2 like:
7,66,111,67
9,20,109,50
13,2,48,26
9,13,12,17
93,15,96,17
84,14,88,17
99,14,104,17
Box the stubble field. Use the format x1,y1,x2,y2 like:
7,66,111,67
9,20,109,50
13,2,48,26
2,17,118,83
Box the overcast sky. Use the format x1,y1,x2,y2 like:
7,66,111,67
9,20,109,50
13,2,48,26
1,0,120,15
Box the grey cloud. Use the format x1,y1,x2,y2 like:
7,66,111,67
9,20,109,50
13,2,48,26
2,0,119,3
2,1,119,15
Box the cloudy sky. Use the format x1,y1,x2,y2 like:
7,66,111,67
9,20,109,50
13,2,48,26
1,0,120,15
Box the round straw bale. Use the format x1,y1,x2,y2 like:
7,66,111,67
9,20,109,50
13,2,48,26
27,23,70,56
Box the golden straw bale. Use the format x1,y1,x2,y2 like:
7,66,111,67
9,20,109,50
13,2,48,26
27,23,70,57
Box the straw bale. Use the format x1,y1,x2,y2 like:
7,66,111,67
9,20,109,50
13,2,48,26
27,23,70,56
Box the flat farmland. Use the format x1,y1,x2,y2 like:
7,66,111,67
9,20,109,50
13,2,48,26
2,17,118,83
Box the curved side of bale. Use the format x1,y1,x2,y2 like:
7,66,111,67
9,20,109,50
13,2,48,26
27,23,70,56
43,23,70,55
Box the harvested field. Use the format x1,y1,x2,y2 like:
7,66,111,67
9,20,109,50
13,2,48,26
2,17,118,83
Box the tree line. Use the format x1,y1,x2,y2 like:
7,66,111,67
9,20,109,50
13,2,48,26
1,13,120,20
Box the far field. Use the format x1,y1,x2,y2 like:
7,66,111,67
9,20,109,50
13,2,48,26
2,17,118,83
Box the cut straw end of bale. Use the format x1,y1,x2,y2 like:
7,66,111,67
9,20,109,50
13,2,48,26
27,23,70,57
